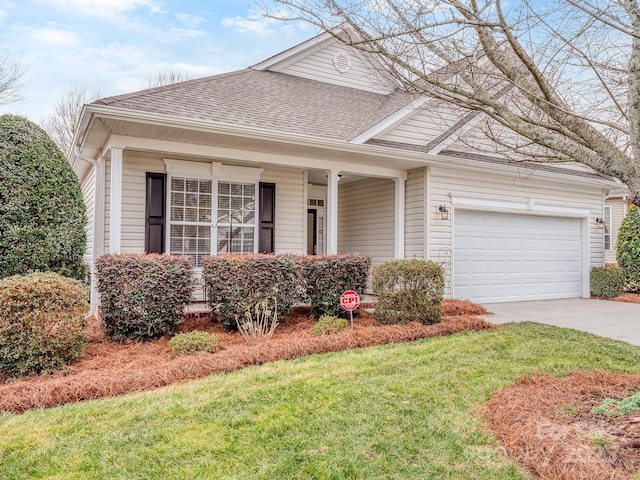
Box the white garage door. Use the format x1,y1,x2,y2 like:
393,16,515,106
453,210,582,303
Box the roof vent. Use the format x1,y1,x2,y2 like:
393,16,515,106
333,51,352,74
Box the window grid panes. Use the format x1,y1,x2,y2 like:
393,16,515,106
169,177,212,267
216,181,256,254
604,206,612,251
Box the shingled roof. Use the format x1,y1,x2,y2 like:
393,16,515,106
92,68,415,142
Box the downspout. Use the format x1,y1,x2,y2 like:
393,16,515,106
74,146,102,317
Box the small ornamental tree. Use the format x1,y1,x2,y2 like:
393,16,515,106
616,204,640,290
0,114,87,280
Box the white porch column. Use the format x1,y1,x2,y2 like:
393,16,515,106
326,169,340,255
109,147,123,253
395,176,406,259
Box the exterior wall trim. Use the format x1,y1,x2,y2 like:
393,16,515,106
451,194,591,218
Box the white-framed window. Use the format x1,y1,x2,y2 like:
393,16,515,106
215,181,256,255
604,205,612,250
167,174,258,267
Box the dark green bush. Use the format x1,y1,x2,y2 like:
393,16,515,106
616,204,640,289
301,254,371,317
95,254,194,342
0,272,89,379
168,331,218,355
203,254,304,330
0,114,86,280
590,265,626,298
312,315,348,336
372,259,444,325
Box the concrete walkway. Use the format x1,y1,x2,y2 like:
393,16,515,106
481,298,640,346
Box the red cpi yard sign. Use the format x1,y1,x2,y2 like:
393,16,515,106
340,290,360,311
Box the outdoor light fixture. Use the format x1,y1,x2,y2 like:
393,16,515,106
438,205,449,220
594,217,605,229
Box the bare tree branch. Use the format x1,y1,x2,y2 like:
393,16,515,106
144,71,191,89
0,56,24,106
267,0,640,201
41,86,100,156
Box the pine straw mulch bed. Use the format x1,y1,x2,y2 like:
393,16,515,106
484,371,640,480
0,299,494,414
612,293,640,304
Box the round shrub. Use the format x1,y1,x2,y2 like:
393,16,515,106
95,254,194,342
203,254,304,330
302,254,371,318
312,315,348,336
0,272,89,379
372,259,444,324
0,114,87,280
169,331,218,356
590,265,626,298
616,204,640,289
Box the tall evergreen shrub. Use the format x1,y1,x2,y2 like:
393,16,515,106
616,204,640,290
0,114,87,280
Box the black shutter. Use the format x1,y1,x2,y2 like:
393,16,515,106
258,182,275,254
145,172,166,254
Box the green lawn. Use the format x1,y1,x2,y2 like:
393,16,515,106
2,322,640,480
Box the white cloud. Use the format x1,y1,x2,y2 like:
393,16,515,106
220,9,307,38
221,15,279,36
166,27,207,40
174,12,205,27
41,0,160,13
29,28,80,47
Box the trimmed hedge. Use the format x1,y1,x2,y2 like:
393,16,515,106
95,254,194,342
372,259,444,324
301,254,371,317
203,254,304,330
616,204,640,289
590,265,626,298
0,114,87,280
0,272,89,379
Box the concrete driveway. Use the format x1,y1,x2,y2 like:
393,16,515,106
481,298,640,346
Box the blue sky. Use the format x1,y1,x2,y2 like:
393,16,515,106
0,0,316,121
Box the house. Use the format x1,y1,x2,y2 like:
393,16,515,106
69,30,620,310
604,189,631,264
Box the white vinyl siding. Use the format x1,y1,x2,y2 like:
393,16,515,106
278,43,391,94
106,155,306,257
80,168,96,267
260,167,306,255
121,154,165,253
427,166,605,266
338,177,395,265
380,102,467,146
405,168,426,259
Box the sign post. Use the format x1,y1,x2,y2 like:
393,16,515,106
340,290,360,328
